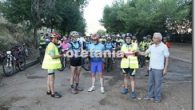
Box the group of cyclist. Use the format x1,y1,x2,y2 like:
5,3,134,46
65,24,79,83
40,30,170,103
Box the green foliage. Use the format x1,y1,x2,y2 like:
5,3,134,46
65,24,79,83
101,0,192,39
96,29,106,36
1,0,88,35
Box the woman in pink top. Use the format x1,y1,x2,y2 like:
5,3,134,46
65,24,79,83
60,37,70,53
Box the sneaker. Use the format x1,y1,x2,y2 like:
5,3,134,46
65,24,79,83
88,86,95,92
100,87,105,94
143,96,154,101
75,86,84,91
130,91,137,99
46,91,51,95
154,100,161,103
120,88,128,94
51,92,62,98
71,88,78,94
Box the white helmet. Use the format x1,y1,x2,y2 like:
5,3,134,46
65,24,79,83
116,34,120,37
70,31,79,37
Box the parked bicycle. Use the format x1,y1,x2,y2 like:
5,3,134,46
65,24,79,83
2,46,26,76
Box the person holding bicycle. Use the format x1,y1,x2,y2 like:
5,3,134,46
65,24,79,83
68,31,83,94
87,34,105,94
42,33,63,98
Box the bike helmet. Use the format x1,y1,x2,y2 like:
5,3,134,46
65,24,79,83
143,36,147,40
50,33,57,38
50,32,60,38
107,36,111,40
116,34,120,37
91,34,100,40
70,31,79,37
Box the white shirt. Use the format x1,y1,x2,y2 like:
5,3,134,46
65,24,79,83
146,42,169,70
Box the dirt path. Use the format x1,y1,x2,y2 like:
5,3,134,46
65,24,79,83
0,43,192,110
0,56,192,110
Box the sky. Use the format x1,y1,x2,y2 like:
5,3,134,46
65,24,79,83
83,0,114,35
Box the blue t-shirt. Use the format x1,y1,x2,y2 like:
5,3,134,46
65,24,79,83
88,43,105,62
105,42,113,51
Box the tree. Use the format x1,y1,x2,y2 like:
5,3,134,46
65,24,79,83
101,0,192,42
96,29,106,36
1,0,88,46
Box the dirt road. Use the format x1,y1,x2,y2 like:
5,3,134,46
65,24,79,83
0,43,192,110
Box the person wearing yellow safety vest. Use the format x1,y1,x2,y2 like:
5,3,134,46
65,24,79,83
120,34,139,99
42,33,63,98
145,35,153,76
131,35,139,81
139,37,148,51
138,36,148,67
39,33,46,47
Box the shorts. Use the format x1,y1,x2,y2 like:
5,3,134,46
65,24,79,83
90,61,103,74
122,68,135,76
48,69,55,75
70,57,82,66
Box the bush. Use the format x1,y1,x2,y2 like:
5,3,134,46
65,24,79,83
0,23,34,51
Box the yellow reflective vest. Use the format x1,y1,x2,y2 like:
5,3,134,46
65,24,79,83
40,36,46,45
42,42,62,70
139,41,147,51
120,43,139,69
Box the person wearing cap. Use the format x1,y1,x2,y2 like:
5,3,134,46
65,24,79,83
69,31,83,94
120,34,139,99
42,33,63,98
87,34,105,94
139,32,169,103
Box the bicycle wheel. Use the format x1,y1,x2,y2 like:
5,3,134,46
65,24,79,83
24,48,29,57
2,57,15,76
82,58,90,71
18,55,26,71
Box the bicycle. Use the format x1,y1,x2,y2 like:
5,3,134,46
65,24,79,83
2,47,26,76
21,43,31,58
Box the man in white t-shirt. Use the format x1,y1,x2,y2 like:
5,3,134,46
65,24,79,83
139,32,169,103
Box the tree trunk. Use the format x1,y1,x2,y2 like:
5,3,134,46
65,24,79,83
33,27,38,48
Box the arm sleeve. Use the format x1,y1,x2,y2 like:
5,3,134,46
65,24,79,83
163,46,170,57
145,46,151,54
